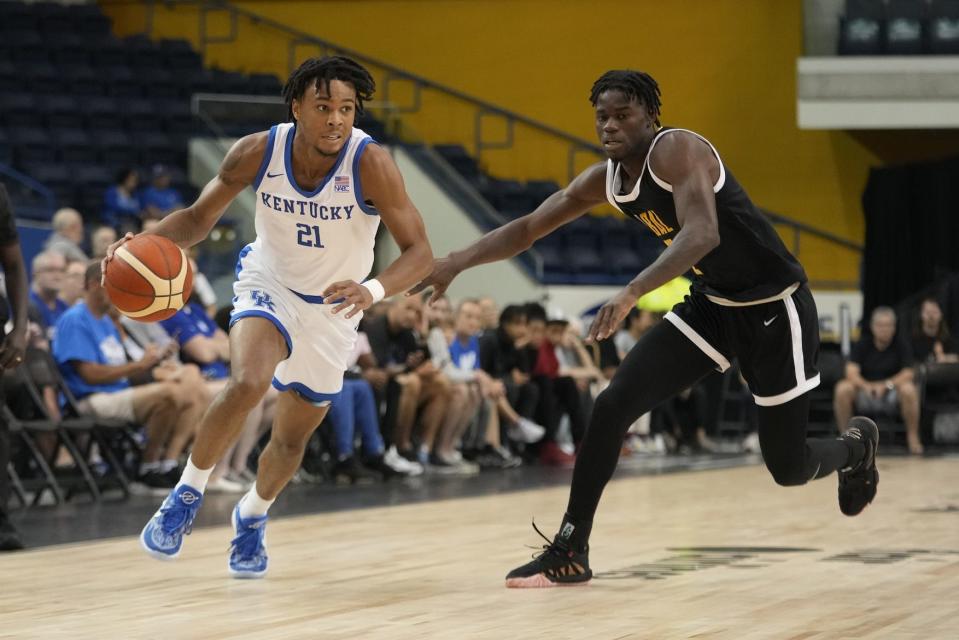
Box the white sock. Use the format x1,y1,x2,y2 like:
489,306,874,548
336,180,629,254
239,487,274,519
176,456,214,493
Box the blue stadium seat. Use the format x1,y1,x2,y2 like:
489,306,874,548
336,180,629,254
10,128,56,166
81,96,122,130
125,98,163,133
248,73,283,96
90,129,137,167
0,92,42,128
434,144,482,181
838,0,885,55
24,163,74,207
90,37,127,67
929,0,959,53
159,39,202,71
525,180,559,208
0,129,12,166
52,129,98,164
43,95,85,130
885,0,926,54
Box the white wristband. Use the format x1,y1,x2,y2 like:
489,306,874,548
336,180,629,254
361,278,386,303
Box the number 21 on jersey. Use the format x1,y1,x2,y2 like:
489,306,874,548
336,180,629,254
296,223,325,248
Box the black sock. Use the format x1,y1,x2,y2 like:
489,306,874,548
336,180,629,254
558,513,592,552
841,437,866,470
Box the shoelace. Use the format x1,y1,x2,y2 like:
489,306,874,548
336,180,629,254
527,520,572,561
158,500,197,536
231,520,266,559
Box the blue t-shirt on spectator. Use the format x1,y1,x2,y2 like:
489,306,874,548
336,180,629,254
53,301,130,399
29,290,69,339
160,301,229,379
139,185,182,214
102,186,141,228
449,334,480,371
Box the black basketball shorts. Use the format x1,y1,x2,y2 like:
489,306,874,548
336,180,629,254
664,283,821,406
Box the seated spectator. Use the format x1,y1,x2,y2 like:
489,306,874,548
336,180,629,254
658,385,716,453
90,226,118,260
909,297,958,364
429,298,519,469
102,168,142,232
479,304,544,444
328,331,422,482
525,303,577,465
614,306,659,359
52,262,197,492
139,165,184,219
478,296,499,335
187,254,218,317
28,251,68,340
44,208,88,262
363,296,454,467
834,306,922,454
58,259,86,307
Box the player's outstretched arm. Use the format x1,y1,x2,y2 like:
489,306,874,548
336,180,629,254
409,163,607,303
323,144,433,318
588,133,720,342
102,133,267,273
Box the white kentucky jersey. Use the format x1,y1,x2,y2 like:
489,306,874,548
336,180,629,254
250,123,381,297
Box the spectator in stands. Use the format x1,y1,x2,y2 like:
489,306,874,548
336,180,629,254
187,254,218,317
658,385,716,453
525,304,577,465
43,208,88,262
478,296,499,334
90,226,118,260
834,306,922,454
0,183,30,552
140,165,184,219
909,297,958,364
52,262,197,491
102,168,142,231
614,306,659,360
328,331,422,482
58,259,86,307
430,298,518,469
363,296,454,467
28,251,68,340
479,304,544,445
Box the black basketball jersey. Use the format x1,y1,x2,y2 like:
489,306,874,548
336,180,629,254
605,127,807,304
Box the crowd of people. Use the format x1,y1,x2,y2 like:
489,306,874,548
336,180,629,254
3,206,959,552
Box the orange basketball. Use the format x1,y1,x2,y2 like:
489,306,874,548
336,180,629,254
104,235,194,322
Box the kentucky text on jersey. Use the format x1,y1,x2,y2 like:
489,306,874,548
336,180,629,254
259,192,355,220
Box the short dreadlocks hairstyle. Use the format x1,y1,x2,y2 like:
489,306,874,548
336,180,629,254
283,55,376,121
589,70,662,126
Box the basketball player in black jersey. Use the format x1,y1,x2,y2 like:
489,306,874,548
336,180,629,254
410,70,879,588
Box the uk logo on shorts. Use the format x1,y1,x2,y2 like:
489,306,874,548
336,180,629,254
251,289,276,312
334,175,350,193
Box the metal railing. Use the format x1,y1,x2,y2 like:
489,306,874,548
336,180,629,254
105,0,863,286
0,163,56,220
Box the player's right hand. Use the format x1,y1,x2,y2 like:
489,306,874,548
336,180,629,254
407,256,458,305
100,232,135,285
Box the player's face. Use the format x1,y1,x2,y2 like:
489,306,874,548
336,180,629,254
594,90,656,161
292,78,357,157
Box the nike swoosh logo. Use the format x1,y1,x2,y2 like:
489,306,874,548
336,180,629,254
266,171,284,178
763,316,777,326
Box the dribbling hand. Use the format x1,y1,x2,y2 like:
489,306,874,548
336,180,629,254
323,280,374,319
587,287,640,343
407,256,458,305
100,232,135,285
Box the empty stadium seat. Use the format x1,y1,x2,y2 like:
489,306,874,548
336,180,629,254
838,0,885,54
885,0,925,54
929,0,959,53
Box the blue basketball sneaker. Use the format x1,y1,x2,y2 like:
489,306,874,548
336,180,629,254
229,504,269,579
139,484,203,560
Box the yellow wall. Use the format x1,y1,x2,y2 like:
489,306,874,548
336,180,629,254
101,0,922,285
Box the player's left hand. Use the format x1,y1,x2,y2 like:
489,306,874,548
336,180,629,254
587,287,640,343
323,280,374,319
0,325,28,370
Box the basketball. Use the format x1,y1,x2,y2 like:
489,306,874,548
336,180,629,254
104,235,193,322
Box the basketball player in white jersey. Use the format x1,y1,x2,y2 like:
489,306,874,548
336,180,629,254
103,56,433,577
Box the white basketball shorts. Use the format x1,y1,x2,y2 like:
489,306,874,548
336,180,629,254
230,244,360,403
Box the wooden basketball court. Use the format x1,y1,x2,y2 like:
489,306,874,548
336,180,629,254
2,456,957,639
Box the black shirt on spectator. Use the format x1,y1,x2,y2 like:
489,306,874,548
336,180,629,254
850,337,911,381
363,313,421,367
479,327,530,378
908,334,958,364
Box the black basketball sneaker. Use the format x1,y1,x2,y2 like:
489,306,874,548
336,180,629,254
505,522,592,588
838,416,879,517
